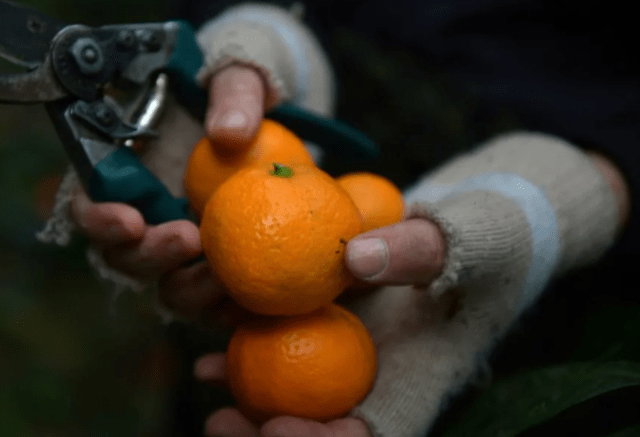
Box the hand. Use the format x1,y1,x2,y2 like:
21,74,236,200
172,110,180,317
345,218,447,287
341,152,631,290
158,65,267,320
343,149,632,287
192,224,459,437
194,354,373,437
70,65,267,322
70,189,201,281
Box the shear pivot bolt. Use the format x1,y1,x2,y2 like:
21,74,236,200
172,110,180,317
139,30,161,51
70,38,104,75
95,105,115,126
117,30,136,50
82,47,98,63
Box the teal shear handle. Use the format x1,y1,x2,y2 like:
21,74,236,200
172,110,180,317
165,20,380,163
46,100,192,226
89,147,191,225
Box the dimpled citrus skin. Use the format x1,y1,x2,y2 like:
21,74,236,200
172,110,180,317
184,119,316,216
337,172,405,232
200,162,363,316
226,303,377,424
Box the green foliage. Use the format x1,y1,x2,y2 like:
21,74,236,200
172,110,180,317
441,361,640,437
607,425,640,437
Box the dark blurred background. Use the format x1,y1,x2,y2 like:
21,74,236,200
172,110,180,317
0,2,184,436
2,1,639,437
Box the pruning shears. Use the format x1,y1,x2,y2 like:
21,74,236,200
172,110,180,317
0,0,379,225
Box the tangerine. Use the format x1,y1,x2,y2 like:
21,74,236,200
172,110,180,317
226,303,377,424
336,172,405,232
184,119,316,216
200,162,363,315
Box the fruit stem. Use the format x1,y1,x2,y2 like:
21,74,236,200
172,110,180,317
271,163,294,178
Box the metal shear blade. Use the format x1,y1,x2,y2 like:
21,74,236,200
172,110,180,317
0,53,69,102
0,0,69,102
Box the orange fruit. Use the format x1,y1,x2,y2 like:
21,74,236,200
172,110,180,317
336,172,405,232
226,303,377,424
200,162,363,316
184,119,316,215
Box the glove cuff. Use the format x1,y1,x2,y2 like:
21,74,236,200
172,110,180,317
36,165,79,247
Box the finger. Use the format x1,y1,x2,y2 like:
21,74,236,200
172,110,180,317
345,218,446,286
194,352,227,384
102,220,201,279
261,416,371,437
158,260,226,321
205,65,265,149
70,189,145,245
204,407,260,437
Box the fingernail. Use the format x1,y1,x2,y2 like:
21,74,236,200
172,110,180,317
220,110,247,129
347,238,389,279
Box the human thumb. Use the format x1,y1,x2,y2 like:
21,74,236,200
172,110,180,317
345,218,446,286
205,65,265,149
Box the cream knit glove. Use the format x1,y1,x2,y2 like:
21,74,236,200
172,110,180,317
347,132,619,437
195,2,336,116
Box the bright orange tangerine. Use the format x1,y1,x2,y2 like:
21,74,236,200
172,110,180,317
226,303,377,424
184,119,316,216
200,162,363,316
337,172,404,232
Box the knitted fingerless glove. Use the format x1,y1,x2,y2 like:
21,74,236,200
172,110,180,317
348,131,620,437
195,2,335,115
